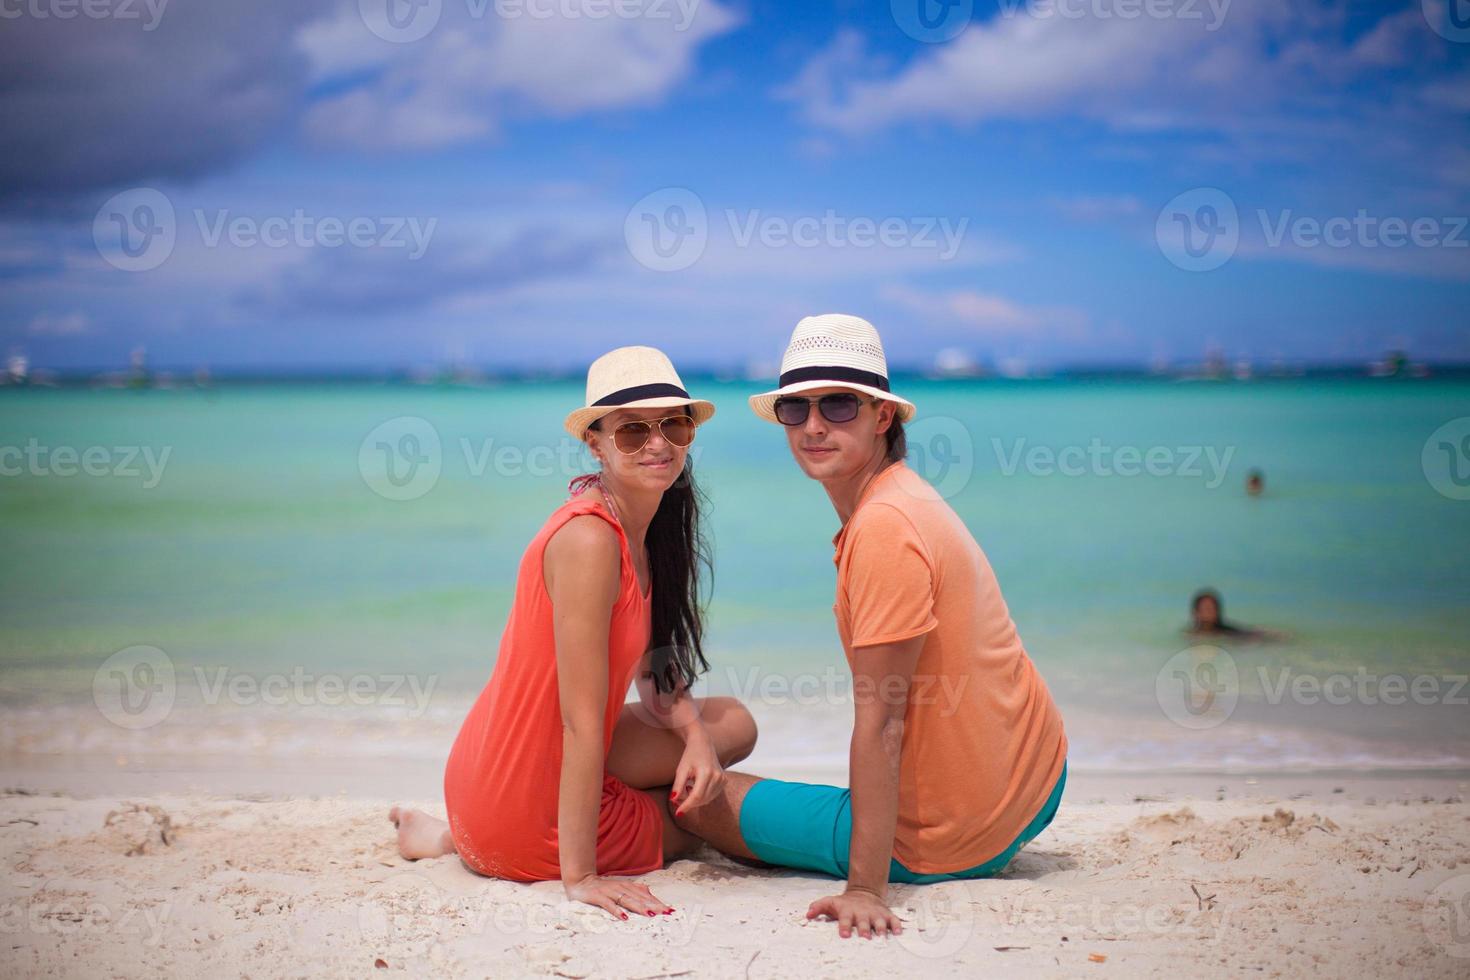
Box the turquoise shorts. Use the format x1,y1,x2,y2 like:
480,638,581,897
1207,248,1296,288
737,762,1067,884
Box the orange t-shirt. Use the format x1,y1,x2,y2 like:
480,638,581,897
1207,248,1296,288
833,462,1067,874
442,496,662,882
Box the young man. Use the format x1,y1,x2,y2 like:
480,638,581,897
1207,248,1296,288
674,313,1068,939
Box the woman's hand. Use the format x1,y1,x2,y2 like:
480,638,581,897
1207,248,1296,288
670,726,725,817
806,888,904,939
563,874,673,920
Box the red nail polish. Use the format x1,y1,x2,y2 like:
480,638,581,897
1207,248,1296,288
621,913,628,920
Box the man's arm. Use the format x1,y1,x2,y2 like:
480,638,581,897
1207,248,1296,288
807,633,925,939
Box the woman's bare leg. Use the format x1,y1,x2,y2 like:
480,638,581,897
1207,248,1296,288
388,805,455,860
609,697,757,863
605,696,758,790
389,699,754,864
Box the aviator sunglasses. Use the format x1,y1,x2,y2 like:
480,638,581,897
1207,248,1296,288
772,392,875,426
607,414,696,455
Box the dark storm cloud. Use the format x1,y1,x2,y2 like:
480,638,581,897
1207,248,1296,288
0,0,329,213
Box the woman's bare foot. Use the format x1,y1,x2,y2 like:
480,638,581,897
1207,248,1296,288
388,806,455,860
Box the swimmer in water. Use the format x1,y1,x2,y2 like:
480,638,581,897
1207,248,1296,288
1246,469,1264,496
1187,588,1275,640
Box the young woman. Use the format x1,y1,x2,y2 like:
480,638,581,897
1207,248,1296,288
389,346,757,919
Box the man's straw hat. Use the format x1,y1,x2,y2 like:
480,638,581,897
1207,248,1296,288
748,314,915,424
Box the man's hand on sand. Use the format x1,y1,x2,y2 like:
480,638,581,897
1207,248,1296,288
806,888,904,939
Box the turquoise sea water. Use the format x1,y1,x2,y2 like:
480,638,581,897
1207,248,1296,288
2,378,1468,770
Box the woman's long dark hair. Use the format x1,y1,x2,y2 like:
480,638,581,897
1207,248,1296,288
588,417,712,694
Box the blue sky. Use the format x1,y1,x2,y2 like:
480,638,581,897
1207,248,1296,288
2,0,1467,372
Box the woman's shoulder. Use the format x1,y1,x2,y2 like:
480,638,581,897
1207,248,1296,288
541,496,623,561
542,506,624,605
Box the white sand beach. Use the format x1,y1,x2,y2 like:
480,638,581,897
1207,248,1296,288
3,751,1467,979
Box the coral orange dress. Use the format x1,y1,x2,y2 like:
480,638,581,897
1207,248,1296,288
443,494,662,882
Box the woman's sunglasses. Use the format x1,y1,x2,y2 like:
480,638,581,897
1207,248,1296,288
772,393,872,427
610,414,696,455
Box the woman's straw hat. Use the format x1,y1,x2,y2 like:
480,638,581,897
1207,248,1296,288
748,314,915,424
564,346,716,439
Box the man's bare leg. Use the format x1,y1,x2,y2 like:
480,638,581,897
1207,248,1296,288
605,696,758,790
671,771,765,862
388,805,455,860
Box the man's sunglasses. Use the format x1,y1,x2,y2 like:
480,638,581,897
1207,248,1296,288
772,393,873,426
609,414,696,455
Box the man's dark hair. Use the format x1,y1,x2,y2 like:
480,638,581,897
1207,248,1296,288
884,416,907,463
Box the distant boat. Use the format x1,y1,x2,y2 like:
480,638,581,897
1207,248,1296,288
930,347,984,379
743,360,779,382
1368,350,1427,378
5,352,28,385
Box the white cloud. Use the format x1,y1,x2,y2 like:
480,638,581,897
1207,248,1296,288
781,2,1442,138
1050,195,1142,223
879,283,1088,337
28,312,92,337
301,0,739,151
